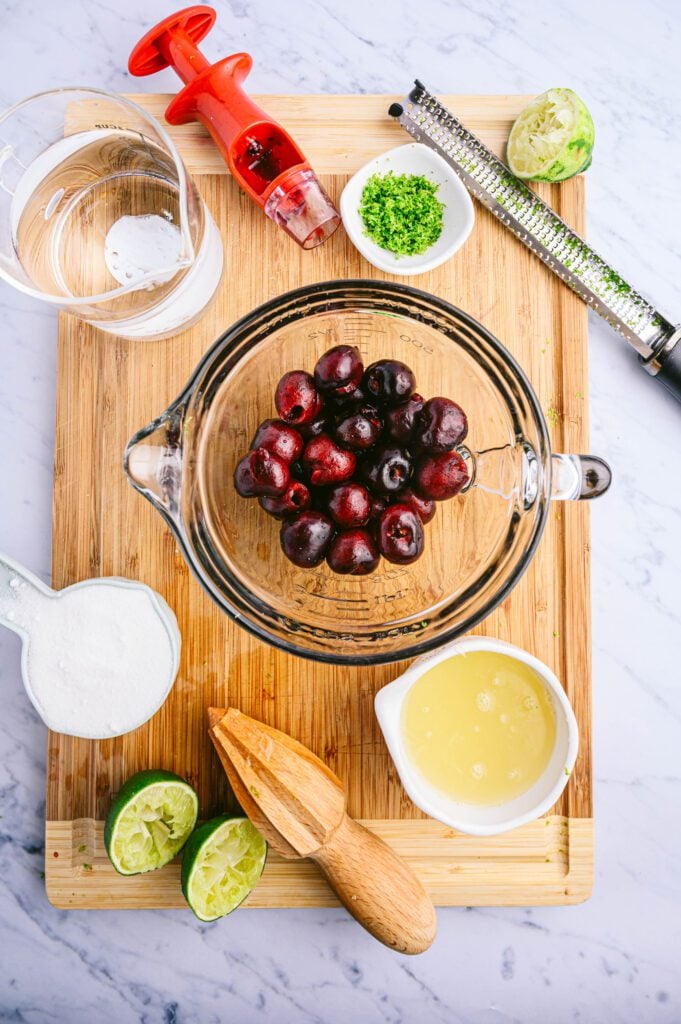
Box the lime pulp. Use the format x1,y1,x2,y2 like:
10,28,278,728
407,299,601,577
181,815,267,922
104,769,199,876
506,88,595,182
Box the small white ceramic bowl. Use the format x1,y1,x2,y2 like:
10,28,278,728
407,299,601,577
340,142,475,275
374,636,579,836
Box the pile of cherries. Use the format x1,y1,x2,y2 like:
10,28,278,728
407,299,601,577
233,345,470,575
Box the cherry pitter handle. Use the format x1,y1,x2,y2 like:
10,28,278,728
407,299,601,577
129,5,341,250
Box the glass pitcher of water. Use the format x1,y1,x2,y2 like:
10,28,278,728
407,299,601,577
0,88,223,339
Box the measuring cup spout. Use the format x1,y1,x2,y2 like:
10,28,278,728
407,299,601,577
124,407,185,519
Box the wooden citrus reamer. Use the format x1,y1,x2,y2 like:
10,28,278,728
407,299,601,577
208,707,437,954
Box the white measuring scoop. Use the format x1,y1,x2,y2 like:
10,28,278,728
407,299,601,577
0,553,181,739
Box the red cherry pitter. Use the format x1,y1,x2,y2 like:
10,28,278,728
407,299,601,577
129,5,341,249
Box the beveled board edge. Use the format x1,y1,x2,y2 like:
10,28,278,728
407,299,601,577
45,816,593,909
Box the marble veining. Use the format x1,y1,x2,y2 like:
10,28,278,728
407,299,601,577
1,0,680,1020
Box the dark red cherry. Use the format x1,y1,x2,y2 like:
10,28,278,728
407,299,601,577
414,397,468,452
332,385,366,408
275,371,324,425
326,529,380,575
361,445,412,495
362,359,416,406
299,410,330,439
333,404,383,450
234,447,289,497
327,482,371,528
280,511,335,568
250,419,304,464
414,450,469,500
384,393,424,444
369,496,388,521
398,487,436,524
259,481,311,519
308,485,331,511
303,434,356,487
377,504,424,565
313,345,363,397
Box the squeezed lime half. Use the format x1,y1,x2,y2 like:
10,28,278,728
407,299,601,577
181,815,267,922
104,769,199,876
507,88,595,182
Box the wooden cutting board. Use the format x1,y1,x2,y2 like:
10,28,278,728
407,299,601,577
46,95,593,908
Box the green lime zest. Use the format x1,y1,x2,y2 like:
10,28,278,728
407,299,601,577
546,402,560,427
359,172,444,257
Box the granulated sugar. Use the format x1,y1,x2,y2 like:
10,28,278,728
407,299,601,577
3,575,179,738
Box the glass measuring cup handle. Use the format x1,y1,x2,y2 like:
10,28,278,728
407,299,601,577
550,453,612,501
460,444,611,506
124,407,184,519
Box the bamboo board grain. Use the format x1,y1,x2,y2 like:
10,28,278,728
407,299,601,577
46,95,593,908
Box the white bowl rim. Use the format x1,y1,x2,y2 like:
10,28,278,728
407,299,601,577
339,142,475,275
374,635,579,836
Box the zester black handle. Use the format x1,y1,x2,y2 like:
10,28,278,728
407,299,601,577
647,336,681,402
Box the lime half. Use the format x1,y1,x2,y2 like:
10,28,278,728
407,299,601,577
104,769,199,876
181,815,267,922
507,88,595,182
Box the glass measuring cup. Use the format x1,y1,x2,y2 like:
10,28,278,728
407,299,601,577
0,88,223,339
124,280,612,665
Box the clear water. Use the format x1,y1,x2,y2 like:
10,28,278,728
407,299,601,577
12,130,222,335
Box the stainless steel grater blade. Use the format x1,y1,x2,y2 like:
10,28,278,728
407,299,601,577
389,82,681,402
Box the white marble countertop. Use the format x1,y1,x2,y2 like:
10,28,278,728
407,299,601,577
1,0,680,1020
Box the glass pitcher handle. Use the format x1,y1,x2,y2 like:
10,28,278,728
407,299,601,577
550,453,612,501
